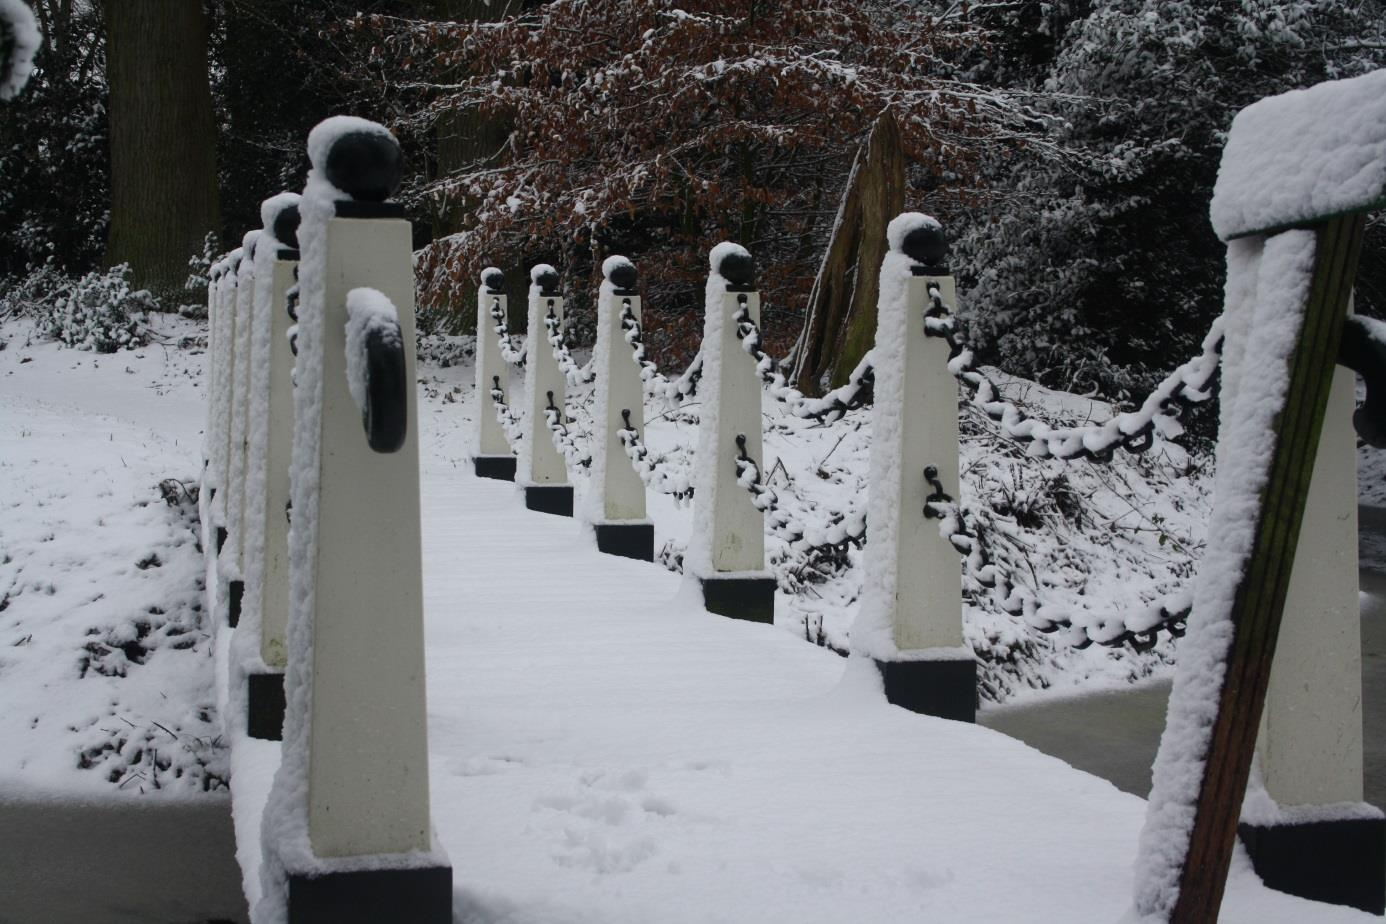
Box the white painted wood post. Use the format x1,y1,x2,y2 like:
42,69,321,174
210,247,243,559
239,193,301,742
588,256,653,561
225,234,261,627
856,214,973,721
264,118,449,923
1246,293,1369,837
520,264,573,516
688,243,776,622
473,267,516,480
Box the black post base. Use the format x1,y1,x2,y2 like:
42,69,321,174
700,575,776,624
1239,814,1385,914
875,657,976,722
474,455,516,481
216,526,228,555
247,671,286,741
595,522,654,562
228,580,244,628
287,864,452,924
524,484,573,518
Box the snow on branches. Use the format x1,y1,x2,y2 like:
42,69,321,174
355,1,1049,350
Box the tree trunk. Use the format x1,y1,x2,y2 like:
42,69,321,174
791,110,906,393
104,0,219,304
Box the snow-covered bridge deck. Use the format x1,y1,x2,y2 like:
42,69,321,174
233,451,1368,922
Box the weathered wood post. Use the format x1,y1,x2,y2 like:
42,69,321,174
473,267,516,480
1134,70,1386,921
687,243,776,622
260,117,450,923
587,256,653,560
236,192,300,742
520,263,573,516
225,232,262,627
851,213,973,721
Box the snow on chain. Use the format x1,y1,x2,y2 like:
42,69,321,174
488,297,526,367
618,299,703,404
542,301,596,386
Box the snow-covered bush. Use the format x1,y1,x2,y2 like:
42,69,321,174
3,261,155,352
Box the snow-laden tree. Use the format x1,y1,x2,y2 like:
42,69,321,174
359,0,1053,358
954,0,1386,400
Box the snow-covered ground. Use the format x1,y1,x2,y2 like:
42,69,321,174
0,313,1377,921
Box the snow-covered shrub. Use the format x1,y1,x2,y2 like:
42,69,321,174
20,262,154,352
179,230,220,318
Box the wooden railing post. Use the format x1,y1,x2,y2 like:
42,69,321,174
260,117,450,924
1136,68,1386,921
854,213,974,721
473,267,516,480
588,256,653,560
520,263,573,516
232,192,301,743
224,231,261,628
687,243,775,622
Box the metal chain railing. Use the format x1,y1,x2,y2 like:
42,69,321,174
489,297,526,367
542,389,592,472
923,469,1191,651
732,295,874,425
732,434,870,581
618,299,703,402
616,409,694,504
543,299,595,386
488,375,524,446
922,282,1224,463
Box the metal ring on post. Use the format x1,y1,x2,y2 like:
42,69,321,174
1339,315,1386,448
362,319,408,453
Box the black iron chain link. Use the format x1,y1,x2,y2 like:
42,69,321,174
732,295,875,425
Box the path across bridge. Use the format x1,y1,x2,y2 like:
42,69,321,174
221,449,1372,922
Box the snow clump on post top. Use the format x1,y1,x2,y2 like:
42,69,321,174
1210,68,1386,240
603,254,637,291
0,0,41,101
260,192,302,249
481,266,506,292
305,115,403,202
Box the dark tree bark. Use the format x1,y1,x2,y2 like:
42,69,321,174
104,0,220,303
790,111,905,393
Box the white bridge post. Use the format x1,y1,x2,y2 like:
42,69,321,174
1244,294,1373,902
210,247,243,569
857,214,974,721
520,264,573,516
688,244,776,622
264,118,450,923
240,193,301,742
224,230,262,627
473,267,516,480
589,256,653,560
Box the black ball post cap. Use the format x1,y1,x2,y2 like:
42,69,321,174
901,222,949,269
273,204,301,249
718,250,755,288
607,261,637,290
481,268,506,292
535,268,560,296
324,130,403,202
